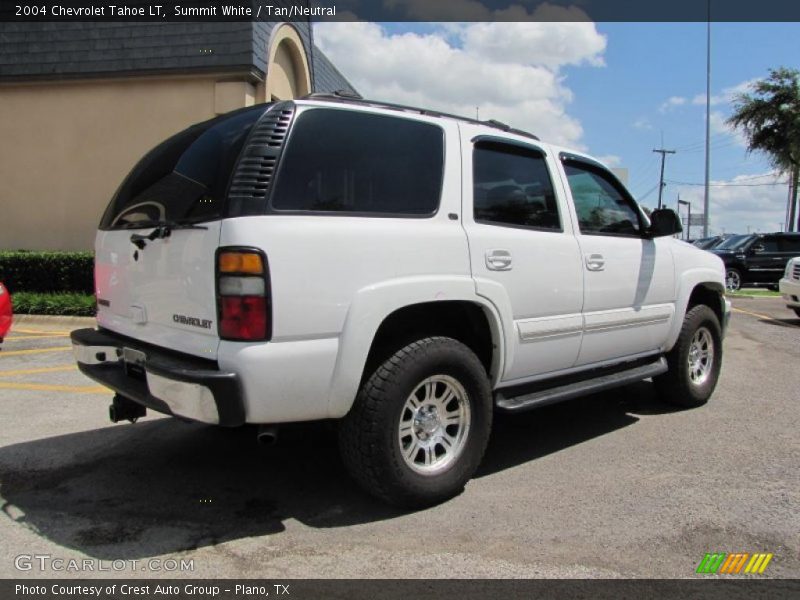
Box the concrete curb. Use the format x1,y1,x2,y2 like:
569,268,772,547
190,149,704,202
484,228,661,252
12,314,96,328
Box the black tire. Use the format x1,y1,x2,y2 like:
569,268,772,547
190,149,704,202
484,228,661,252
339,336,492,508
725,268,742,292
767,284,779,292
655,305,723,408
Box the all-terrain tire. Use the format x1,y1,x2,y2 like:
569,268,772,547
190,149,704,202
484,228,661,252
655,304,723,408
339,337,492,508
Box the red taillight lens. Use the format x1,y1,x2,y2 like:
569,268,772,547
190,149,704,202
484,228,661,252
219,296,268,340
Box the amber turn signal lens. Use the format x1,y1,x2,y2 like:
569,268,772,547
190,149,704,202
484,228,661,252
219,252,264,274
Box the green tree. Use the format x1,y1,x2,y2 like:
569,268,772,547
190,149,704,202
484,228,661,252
727,67,800,231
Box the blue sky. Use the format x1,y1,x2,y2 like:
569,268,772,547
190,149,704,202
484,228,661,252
317,21,800,235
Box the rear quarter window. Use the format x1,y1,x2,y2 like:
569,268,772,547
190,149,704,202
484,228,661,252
269,108,444,216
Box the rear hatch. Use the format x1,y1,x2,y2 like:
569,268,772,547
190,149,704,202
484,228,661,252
94,105,268,359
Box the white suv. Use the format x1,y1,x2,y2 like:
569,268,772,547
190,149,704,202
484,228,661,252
780,257,800,317
72,95,731,506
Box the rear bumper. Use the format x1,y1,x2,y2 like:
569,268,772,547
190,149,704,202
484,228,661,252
71,328,245,426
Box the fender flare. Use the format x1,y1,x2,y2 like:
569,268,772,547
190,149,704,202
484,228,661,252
325,275,507,418
665,267,726,351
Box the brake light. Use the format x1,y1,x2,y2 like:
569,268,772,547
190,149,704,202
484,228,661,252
217,248,271,341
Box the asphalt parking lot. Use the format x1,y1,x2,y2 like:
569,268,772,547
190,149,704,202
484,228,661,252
0,298,798,579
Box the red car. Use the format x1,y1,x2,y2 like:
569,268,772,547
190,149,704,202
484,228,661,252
0,282,12,343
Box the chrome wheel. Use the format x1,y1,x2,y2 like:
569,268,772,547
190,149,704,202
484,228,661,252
725,269,741,292
688,327,714,386
398,375,471,475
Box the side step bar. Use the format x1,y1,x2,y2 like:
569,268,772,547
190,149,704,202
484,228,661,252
495,357,668,413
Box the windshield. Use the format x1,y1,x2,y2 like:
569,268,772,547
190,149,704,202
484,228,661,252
99,105,268,230
715,234,753,250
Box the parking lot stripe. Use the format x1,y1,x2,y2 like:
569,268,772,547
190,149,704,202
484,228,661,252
0,382,108,394
0,365,77,378
0,346,72,358
732,307,800,327
11,328,71,335
3,334,71,341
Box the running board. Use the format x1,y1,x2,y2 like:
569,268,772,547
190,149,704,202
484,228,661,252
495,357,668,413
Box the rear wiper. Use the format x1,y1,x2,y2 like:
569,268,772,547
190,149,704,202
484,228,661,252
129,221,208,249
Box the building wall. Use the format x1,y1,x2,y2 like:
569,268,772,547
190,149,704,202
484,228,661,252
0,22,355,251
0,76,237,250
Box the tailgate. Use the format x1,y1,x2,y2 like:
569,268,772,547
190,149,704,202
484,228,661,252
95,223,221,359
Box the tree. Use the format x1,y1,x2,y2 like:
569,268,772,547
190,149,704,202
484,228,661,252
727,67,800,231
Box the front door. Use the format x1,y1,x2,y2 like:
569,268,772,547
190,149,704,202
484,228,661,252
560,155,676,366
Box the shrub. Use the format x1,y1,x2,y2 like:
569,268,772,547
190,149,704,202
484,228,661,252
11,292,96,317
0,251,93,294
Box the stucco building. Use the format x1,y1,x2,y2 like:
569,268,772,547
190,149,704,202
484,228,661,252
0,21,356,250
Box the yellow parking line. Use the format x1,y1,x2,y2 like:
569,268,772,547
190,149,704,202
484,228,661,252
0,346,72,357
11,328,71,335
4,334,70,341
0,365,77,378
0,381,108,394
732,306,800,327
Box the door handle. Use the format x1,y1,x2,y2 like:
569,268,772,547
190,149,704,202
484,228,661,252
486,249,512,271
585,253,605,271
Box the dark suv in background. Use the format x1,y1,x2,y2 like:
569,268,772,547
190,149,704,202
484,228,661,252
710,232,800,291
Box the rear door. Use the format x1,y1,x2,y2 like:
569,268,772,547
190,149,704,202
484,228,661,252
462,133,584,382
747,234,789,283
94,105,267,359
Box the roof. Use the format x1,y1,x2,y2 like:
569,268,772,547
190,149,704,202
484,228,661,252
299,92,540,141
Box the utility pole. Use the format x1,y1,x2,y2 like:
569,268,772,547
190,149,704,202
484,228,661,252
653,148,676,209
703,4,712,237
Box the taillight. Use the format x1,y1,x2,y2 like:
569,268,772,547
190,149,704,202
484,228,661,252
217,249,271,341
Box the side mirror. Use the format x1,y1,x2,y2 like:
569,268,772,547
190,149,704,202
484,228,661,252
647,208,682,238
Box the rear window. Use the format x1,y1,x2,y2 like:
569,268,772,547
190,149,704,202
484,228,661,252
99,106,266,230
269,108,444,215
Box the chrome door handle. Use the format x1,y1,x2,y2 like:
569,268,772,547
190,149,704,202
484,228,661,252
585,253,605,271
486,249,512,271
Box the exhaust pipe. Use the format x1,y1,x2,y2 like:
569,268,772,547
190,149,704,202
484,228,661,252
256,425,279,446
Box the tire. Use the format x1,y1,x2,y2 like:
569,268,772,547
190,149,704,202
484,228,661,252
767,284,779,292
339,336,492,508
725,268,742,292
655,305,723,408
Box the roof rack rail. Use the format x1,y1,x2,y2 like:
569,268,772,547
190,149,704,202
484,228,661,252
299,93,539,141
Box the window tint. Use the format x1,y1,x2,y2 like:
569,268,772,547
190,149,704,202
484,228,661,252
100,106,265,230
564,162,641,236
779,235,800,253
717,234,753,250
473,142,560,230
270,109,443,215
756,236,780,252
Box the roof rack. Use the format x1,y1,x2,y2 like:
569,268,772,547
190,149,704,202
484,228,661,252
301,91,540,141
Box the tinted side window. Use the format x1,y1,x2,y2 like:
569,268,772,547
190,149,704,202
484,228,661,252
780,236,800,253
100,106,265,229
564,161,641,236
756,236,780,252
270,109,443,215
473,142,560,230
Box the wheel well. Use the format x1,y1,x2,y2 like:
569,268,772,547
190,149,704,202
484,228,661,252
362,301,496,384
687,284,724,324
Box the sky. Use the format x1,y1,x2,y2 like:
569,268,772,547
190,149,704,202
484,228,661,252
315,21,800,237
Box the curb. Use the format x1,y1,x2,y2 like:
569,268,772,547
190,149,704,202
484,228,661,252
12,314,96,328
